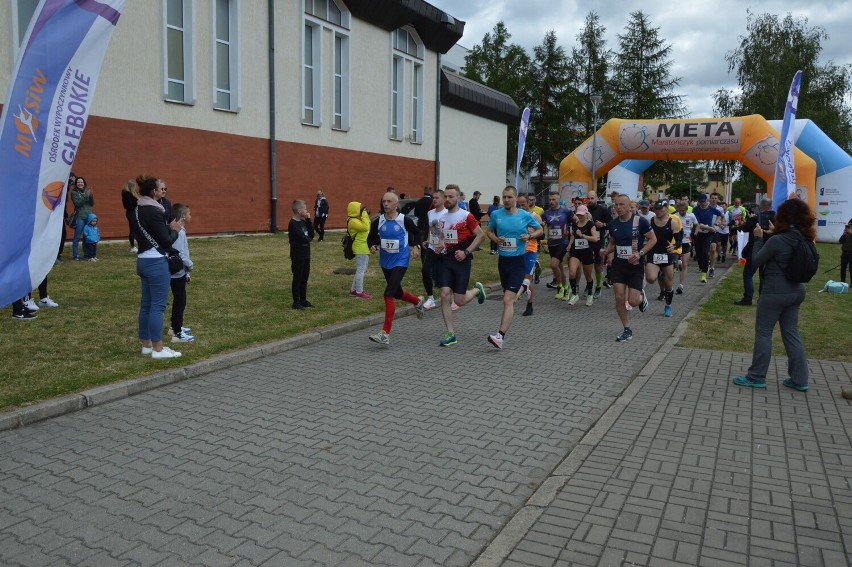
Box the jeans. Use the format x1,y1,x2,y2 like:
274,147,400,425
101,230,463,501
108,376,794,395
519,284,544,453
742,258,755,301
352,254,368,293
137,256,170,342
83,242,97,259
72,217,86,258
747,289,808,386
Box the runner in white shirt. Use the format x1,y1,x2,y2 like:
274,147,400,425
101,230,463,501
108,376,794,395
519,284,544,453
674,201,698,294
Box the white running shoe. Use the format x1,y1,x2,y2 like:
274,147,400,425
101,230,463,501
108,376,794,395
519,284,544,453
423,296,436,310
586,294,594,307
151,347,182,359
38,297,59,308
172,331,195,342
567,293,579,306
24,297,39,311
369,330,390,345
141,346,153,355
488,333,504,349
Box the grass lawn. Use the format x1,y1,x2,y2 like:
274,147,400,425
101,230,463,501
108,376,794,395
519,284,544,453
0,233,501,412
677,242,851,362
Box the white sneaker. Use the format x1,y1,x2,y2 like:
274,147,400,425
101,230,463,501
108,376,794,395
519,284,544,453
152,347,182,359
24,297,39,311
172,331,195,342
369,330,390,345
167,326,192,337
488,333,504,349
38,297,59,308
451,302,459,311
423,296,436,310
141,346,153,355
625,301,633,311
130,247,138,253
586,294,594,307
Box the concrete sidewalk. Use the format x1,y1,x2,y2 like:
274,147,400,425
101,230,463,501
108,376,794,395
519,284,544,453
1,260,849,566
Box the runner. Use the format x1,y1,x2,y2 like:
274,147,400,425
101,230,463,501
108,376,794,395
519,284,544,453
435,185,487,346
674,200,698,294
727,198,748,255
527,194,545,284
517,194,543,316
565,205,599,306
586,190,612,297
542,192,573,299
708,192,726,277
637,199,655,222
485,186,543,348
422,188,446,310
692,193,724,283
645,200,683,317
602,194,657,341
366,191,425,345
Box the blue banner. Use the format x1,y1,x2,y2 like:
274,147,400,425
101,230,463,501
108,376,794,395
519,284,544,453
771,70,802,211
0,0,125,307
515,107,530,189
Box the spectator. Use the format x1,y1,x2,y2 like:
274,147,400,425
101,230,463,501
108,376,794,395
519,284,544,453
839,221,852,284
158,180,173,222
458,191,468,210
313,190,329,242
135,175,183,359
487,195,500,254
347,201,372,298
414,185,433,236
733,198,814,392
121,179,139,253
57,171,75,264
288,199,314,309
70,176,94,261
468,191,483,222
82,214,100,261
734,198,774,306
169,203,195,342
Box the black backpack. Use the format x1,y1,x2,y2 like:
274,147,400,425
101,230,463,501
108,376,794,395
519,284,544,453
779,231,819,283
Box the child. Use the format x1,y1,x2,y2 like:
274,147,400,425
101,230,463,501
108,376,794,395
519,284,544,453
82,213,100,261
288,199,314,309
170,203,195,342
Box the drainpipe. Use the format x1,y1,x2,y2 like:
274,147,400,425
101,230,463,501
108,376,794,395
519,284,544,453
434,54,441,190
268,0,278,233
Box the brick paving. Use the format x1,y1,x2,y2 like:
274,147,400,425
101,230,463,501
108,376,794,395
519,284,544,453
1,258,850,566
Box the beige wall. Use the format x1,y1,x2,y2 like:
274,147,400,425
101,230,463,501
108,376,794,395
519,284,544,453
439,106,508,197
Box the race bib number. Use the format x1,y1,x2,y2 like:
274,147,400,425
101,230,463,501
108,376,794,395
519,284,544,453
443,229,458,244
616,245,632,259
574,238,589,250
381,238,400,253
429,234,440,246
548,228,562,240
653,253,669,265
500,237,518,252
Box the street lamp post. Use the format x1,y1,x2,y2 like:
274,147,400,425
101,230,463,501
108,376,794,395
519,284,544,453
589,93,602,196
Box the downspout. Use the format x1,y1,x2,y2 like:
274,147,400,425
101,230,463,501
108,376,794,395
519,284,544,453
268,0,278,233
434,54,441,190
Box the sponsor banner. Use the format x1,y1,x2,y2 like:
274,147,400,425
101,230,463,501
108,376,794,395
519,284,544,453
617,119,743,155
0,0,125,307
814,166,852,241
514,107,530,189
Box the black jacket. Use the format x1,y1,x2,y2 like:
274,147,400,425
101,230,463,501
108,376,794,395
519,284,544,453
288,218,315,259
136,205,178,254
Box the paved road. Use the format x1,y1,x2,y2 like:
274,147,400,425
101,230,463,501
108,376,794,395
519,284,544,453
1,259,849,566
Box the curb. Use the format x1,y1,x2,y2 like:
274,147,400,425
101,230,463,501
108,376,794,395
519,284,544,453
470,263,733,567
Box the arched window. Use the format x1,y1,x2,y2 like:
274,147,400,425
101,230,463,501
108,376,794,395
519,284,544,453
390,26,424,143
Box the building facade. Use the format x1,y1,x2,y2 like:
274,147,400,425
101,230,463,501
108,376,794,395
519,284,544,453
1,0,517,238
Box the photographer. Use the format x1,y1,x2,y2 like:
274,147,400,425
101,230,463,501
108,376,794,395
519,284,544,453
839,221,852,284
734,198,774,306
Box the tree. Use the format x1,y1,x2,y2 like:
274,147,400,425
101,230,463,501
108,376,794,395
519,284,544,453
611,11,686,120
464,22,534,173
726,11,852,151
570,12,614,134
527,30,574,193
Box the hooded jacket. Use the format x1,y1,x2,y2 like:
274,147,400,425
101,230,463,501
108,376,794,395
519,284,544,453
346,201,371,255
82,213,100,244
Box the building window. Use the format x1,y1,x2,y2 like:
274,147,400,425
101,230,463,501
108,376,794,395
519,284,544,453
213,0,239,111
302,0,350,128
390,27,424,143
11,0,39,53
164,0,196,104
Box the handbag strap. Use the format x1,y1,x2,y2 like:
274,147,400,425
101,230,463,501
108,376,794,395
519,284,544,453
135,207,162,251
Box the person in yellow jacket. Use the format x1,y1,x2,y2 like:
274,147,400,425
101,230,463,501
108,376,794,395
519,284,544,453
347,201,372,298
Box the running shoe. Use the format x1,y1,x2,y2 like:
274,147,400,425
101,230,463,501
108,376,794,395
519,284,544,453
440,332,458,347
602,280,612,289
585,294,594,307
638,289,648,313
625,301,633,311
488,333,504,349
414,296,426,319
423,296,437,310
546,280,558,289
664,305,672,317
555,287,565,299
782,378,808,392
475,282,486,304
593,288,601,299
354,291,372,299
567,293,579,306
38,297,59,308
656,291,665,301
732,376,765,389
172,331,196,342
369,330,390,345
11,310,36,321
676,284,684,295
522,304,533,316
615,329,633,342
708,268,715,278
349,289,357,297
24,296,39,311
699,272,707,284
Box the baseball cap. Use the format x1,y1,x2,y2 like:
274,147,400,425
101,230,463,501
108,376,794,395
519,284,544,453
576,205,589,216
638,199,650,207
697,193,708,202
653,199,667,209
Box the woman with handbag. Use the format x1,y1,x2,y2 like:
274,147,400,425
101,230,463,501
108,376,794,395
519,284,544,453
135,175,184,359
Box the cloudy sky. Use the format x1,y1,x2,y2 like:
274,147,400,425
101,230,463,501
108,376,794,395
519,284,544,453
429,0,852,118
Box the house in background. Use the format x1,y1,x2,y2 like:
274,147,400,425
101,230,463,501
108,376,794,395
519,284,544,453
0,0,517,238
